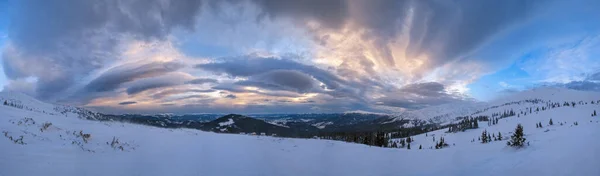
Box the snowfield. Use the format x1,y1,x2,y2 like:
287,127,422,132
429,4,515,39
1,89,600,176
218,118,235,126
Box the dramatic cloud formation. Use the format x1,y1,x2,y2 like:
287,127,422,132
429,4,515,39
1,0,599,114
85,61,185,93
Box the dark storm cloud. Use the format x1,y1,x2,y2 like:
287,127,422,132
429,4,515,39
185,78,218,85
376,82,465,109
118,101,137,105
85,61,184,93
3,0,203,100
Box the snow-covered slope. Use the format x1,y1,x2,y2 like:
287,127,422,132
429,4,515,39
385,101,489,126
1,89,600,176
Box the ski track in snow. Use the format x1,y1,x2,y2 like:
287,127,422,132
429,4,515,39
1,89,600,176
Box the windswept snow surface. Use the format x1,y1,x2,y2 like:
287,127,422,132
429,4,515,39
1,89,600,176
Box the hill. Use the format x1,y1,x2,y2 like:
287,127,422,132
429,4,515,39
1,89,599,175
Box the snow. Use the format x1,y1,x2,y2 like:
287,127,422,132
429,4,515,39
343,110,389,115
267,121,290,128
218,118,235,126
1,89,600,176
312,121,334,129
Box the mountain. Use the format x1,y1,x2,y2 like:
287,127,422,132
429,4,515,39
1,88,600,175
199,114,319,137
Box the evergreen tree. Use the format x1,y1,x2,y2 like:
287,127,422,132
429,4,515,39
507,124,526,147
481,130,488,143
474,120,479,128
539,122,543,128
3,101,6,106
419,145,422,149
497,132,502,141
549,118,553,125
488,134,491,142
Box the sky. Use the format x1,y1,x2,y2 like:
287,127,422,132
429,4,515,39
0,0,599,114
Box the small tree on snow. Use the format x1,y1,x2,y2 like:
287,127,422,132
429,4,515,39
549,118,553,126
481,130,488,143
507,124,526,147
497,132,502,141
419,145,422,149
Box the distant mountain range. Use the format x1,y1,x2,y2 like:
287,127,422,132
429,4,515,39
98,112,403,137
3,87,596,139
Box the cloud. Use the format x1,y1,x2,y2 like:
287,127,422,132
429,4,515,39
225,94,237,99
563,81,600,92
125,72,193,95
212,83,301,98
165,95,211,102
2,0,570,114
3,0,203,100
251,0,349,29
250,0,541,71
375,82,466,109
185,78,218,85
239,70,319,93
85,61,184,93
194,54,378,102
550,70,600,92
118,101,137,105
196,54,345,89
151,88,216,99
589,71,600,81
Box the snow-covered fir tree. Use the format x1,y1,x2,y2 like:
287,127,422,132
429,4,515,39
507,124,526,147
